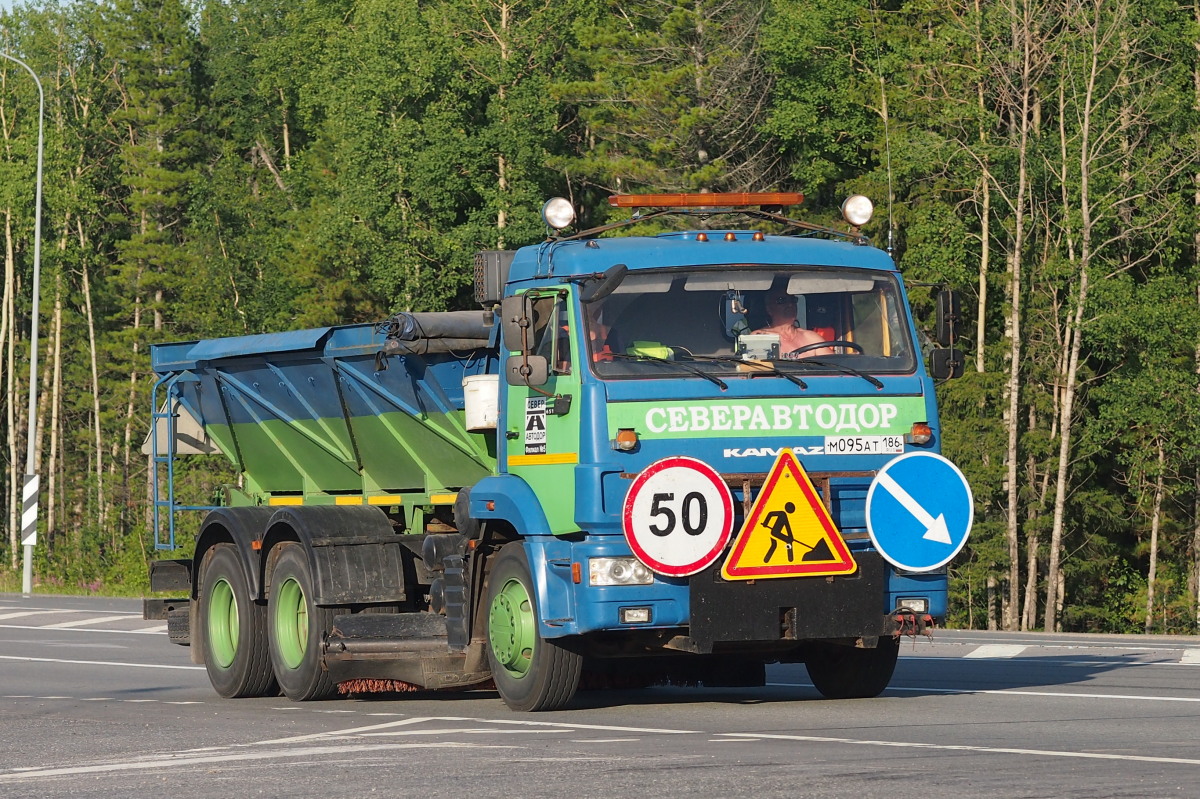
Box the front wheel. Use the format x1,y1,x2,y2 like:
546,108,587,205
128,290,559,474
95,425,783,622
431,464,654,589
198,544,276,698
805,637,899,699
268,543,337,701
486,543,582,711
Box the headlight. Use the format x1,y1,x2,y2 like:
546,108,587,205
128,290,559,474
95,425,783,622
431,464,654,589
542,197,576,230
841,194,874,226
589,557,654,586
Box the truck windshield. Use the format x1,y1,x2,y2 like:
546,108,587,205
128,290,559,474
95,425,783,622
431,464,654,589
584,266,915,378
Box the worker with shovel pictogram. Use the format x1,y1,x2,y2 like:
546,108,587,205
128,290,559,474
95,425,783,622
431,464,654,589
763,501,835,564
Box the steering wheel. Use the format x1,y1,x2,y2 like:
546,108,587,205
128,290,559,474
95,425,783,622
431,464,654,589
786,339,864,357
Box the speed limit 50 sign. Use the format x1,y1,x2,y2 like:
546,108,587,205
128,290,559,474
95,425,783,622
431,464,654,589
621,456,734,577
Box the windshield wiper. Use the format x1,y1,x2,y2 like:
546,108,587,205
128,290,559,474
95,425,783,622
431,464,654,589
609,352,728,390
686,355,808,390
771,358,885,390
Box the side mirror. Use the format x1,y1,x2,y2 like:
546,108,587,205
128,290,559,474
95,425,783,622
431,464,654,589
506,354,549,386
930,348,965,380
501,295,531,352
580,264,628,304
936,289,962,347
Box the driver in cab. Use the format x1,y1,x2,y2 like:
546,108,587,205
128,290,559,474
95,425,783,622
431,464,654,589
753,285,835,359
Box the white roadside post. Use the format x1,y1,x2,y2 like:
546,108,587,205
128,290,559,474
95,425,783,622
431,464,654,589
1,52,46,597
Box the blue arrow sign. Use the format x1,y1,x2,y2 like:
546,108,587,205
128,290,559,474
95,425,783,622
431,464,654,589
865,452,973,572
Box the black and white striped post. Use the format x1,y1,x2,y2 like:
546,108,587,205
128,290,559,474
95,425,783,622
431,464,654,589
20,471,40,595
1,52,45,598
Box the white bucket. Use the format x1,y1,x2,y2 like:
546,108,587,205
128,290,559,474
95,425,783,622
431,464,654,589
463,373,499,431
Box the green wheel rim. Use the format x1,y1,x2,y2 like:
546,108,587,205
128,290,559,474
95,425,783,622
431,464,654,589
208,578,239,669
275,577,309,670
488,577,535,679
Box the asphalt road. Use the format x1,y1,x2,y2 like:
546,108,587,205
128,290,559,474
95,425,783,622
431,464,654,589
2,593,1199,798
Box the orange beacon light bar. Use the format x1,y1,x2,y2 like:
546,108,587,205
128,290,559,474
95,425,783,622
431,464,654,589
608,192,804,209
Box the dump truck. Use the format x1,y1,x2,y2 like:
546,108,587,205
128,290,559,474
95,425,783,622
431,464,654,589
145,191,972,711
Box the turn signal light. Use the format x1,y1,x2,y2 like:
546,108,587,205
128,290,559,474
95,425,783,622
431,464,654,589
614,428,639,451
906,422,933,445
608,192,805,209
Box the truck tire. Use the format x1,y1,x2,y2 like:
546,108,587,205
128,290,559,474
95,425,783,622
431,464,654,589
805,636,899,699
267,543,337,701
198,544,276,698
486,543,582,712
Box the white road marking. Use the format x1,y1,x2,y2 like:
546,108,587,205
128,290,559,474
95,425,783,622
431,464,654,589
42,614,141,629
254,715,701,747
363,728,568,737
6,695,203,706
0,605,138,615
449,717,700,735
940,688,1200,703
133,625,169,634
0,742,507,782
719,731,1200,766
0,624,164,636
1181,649,1200,665
899,655,1169,667
0,610,76,621
768,680,1200,703
0,654,203,671
254,716,437,745
964,644,1027,658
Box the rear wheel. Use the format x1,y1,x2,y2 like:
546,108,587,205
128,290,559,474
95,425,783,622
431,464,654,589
198,544,276,698
486,543,582,711
805,637,899,699
268,543,337,701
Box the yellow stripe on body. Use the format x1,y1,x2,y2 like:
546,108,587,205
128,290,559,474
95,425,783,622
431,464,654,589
508,452,580,467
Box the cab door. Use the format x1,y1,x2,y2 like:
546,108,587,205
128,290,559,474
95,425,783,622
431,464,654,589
504,290,582,535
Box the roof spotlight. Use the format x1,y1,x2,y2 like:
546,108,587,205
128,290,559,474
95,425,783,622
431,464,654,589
542,197,576,230
841,194,874,227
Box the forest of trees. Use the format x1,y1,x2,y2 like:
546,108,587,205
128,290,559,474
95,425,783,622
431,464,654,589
1,0,1198,633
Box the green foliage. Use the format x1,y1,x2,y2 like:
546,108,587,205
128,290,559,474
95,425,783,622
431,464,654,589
0,0,1198,633
560,0,781,195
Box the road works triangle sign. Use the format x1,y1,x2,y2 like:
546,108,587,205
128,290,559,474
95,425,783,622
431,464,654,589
721,450,857,580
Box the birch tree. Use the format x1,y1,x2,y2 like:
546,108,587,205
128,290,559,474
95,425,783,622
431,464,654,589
1043,0,1196,630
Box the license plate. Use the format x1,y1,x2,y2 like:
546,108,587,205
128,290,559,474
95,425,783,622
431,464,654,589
823,435,905,455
